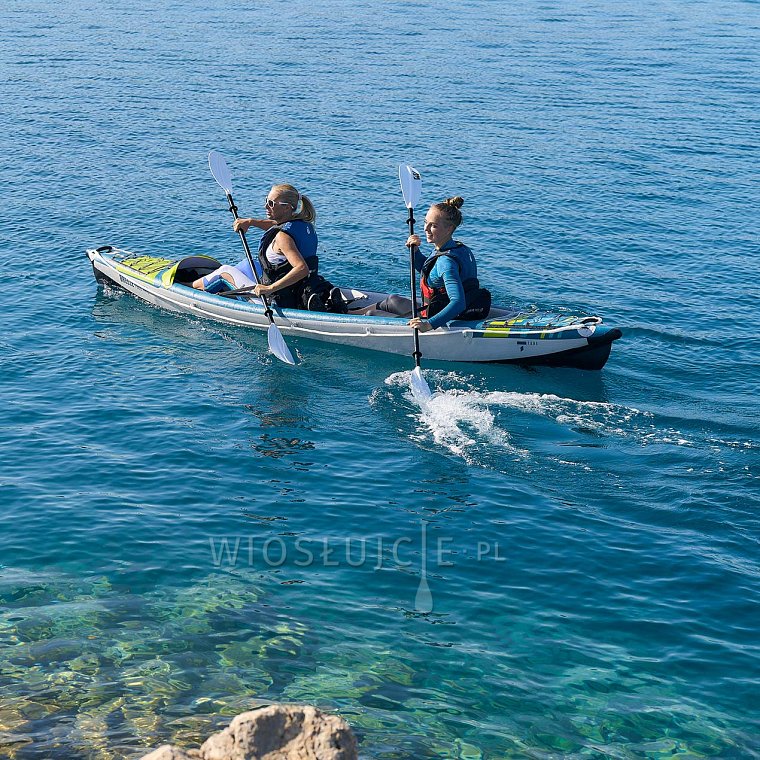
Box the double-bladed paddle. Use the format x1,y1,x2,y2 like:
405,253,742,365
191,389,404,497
399,164,432,402
208,150,295,366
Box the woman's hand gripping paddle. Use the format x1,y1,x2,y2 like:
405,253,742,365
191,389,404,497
208,150,295,366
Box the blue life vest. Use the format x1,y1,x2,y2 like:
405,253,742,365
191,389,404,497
257,220,319,308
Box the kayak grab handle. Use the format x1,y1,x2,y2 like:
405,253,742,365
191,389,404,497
96,245,113,253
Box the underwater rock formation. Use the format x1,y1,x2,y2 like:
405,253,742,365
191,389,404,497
141,704,358,760
142,748,199,760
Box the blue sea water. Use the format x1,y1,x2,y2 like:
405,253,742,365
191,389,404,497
1,0,759,757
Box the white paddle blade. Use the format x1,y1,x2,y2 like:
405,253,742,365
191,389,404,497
208,150,233,194
399,164,422,209
267,323,296,365
410,366,432,404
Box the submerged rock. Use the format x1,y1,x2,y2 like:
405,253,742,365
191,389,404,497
142,747,200,760
140,704,357,760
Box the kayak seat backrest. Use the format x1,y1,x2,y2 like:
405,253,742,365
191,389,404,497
171,256,223,285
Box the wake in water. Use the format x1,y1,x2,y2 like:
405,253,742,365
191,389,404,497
383,371,524,459
375,370,694,463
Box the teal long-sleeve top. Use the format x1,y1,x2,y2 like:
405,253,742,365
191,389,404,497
414,239,478,329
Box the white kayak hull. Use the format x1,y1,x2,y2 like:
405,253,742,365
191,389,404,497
86,247,621,369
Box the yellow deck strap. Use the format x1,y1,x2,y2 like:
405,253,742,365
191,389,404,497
483,316,520,338
116,256,175,284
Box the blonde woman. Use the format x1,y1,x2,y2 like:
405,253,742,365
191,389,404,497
194,184,320,309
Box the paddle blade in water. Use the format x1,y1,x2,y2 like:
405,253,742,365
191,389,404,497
410,366,432,403
208,150,233,194
267,323,296,365
399,164,422,209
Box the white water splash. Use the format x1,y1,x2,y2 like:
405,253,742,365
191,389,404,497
415,387,524,458
479,391,695,447
383,371,525,459
381,371,694,460
481,391,645,436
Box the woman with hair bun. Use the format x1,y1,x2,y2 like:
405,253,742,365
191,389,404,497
359,196,490,328
194,183,334,310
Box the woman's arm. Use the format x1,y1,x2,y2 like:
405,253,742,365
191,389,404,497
254,232,309,296
234,218,278,232
426,258,466,329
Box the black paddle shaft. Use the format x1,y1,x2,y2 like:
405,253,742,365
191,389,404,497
223,191,274,322
407,207,423,367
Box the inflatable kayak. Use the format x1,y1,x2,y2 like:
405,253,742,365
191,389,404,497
86,246,621,370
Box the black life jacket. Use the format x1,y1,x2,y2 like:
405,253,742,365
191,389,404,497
258,225,319,309
419,246,492,321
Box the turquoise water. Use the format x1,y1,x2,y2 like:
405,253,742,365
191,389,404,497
2,0,759,757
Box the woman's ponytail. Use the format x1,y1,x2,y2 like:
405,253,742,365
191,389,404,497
294,194,316,223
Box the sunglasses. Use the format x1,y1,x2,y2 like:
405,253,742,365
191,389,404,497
265,198,293,209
